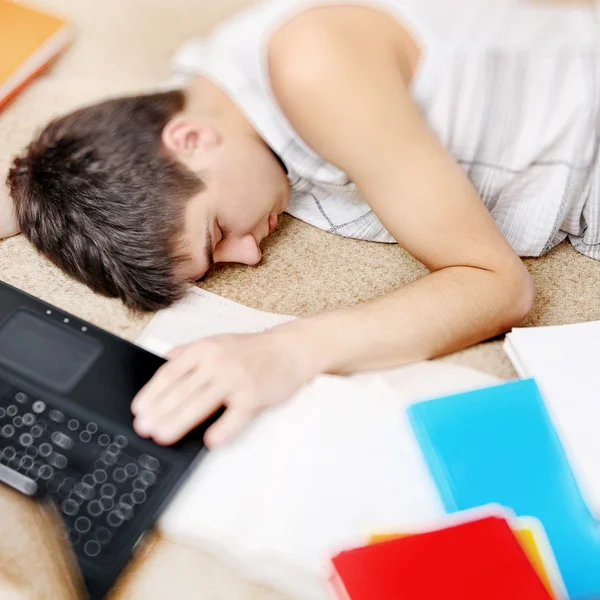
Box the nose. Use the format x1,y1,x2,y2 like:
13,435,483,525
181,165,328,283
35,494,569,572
213,234,262,266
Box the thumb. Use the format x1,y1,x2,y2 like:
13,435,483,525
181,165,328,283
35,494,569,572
204,406,253,448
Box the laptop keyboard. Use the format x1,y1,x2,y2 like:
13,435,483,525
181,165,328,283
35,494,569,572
0,380,164,564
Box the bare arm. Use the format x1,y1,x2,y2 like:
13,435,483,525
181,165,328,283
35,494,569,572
267,14,535,374
129,8,536,448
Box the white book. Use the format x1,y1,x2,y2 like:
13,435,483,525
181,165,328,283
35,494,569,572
137,287,499,600
504,321,600,514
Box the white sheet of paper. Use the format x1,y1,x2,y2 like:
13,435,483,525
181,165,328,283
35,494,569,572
136,287,296,357
505,321,600,514
137,288,500,599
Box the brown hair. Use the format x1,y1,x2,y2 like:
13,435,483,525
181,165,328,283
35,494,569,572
6,90,203,311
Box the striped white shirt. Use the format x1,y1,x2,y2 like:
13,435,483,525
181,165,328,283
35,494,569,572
170,0,600,259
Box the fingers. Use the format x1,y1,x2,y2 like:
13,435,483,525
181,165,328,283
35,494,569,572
131,348,197,414
133,371,208,435
204,405,254,448
138,382,225,446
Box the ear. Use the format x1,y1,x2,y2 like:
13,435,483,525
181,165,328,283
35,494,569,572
161,117,221,159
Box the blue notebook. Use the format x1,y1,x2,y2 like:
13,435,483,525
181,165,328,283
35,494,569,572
407,378,600,600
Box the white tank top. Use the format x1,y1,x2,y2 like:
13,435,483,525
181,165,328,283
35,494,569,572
168,0,600,259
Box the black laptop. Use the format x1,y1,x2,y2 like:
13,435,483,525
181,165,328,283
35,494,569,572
0,280,214,599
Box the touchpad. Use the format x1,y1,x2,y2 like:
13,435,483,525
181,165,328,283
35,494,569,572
0,309,103,394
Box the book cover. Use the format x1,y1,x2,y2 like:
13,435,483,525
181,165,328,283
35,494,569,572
0,0,72,110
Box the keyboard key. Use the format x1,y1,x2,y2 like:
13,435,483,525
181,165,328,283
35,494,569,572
139,470,156,486
99,497,114,512
51,431,73,450
32,401,46,414
124,463,138,478
39,443,53,457
25,445,37,458
82,474,96,487
138,454,160,472
107,443,121,455
20,455,34,470
101,452,117,466
95,527,112,545
9,452,23,468
48,453,68,469
62,499,79,516
132,489,146,504
28,462,41,479
18,433,33,447
107,511,123,528
100,483,116,498
38,465,54,480
116,503,133,520
112,468,127,483
113,435,128,448
74,482,95,501
86,422,98,434
0,408,5,418
67,419,79,431
49,410,65,423
22,413,35,427
119,493,134,508
79,431,92,443
75,517,92,534
93,469,107,484
133,479,147,491
1,425,15,438
30,425,44,438
84,540,101,558
12,416,23,428
2,446,15,461
87,500,103,517
14,393,27,404
5,406,17,418
98,434,110,446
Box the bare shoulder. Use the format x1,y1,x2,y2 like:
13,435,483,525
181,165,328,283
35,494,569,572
268,4,419,96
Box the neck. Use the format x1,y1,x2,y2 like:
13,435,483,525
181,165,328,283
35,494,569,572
184,75,258,139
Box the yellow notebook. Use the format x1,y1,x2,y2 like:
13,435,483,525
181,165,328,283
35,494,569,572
370,517,566,600
0,0,71,110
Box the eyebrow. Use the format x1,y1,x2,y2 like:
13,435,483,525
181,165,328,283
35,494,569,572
203,221,215,270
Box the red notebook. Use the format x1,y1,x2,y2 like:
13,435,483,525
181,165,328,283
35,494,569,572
330,516,553,600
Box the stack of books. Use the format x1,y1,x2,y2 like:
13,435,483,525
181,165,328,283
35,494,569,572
331,321,600,600
331,511,561,600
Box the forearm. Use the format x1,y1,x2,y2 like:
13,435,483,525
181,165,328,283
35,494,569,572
273,266,534,376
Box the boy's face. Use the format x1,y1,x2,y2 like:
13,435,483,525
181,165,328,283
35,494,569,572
163,117,290,281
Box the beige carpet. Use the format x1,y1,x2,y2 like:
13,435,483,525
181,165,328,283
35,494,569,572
0,0,599,598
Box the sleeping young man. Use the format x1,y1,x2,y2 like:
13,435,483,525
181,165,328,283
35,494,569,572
3,0,598,448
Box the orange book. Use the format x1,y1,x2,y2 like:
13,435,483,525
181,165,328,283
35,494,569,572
0,0,72,110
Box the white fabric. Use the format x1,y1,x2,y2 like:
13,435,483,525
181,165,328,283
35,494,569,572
158,363,499,600
169,0,600,259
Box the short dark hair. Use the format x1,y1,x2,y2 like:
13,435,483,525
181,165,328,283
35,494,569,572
6,90,203,311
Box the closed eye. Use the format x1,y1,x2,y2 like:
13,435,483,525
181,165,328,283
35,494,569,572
218,223,230,242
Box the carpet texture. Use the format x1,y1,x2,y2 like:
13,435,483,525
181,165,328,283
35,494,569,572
0,0,599,598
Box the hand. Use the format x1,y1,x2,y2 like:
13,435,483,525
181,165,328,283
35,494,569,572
130,329,317,448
